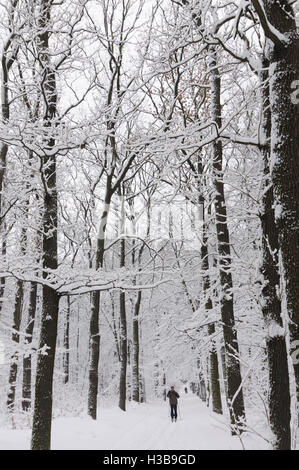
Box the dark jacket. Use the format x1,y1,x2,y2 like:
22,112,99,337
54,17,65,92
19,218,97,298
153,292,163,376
167,390,179,405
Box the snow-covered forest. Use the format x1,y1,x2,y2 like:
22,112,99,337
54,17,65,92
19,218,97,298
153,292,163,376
0,0,298,451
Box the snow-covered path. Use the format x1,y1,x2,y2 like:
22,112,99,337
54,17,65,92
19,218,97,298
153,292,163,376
0,394,268,450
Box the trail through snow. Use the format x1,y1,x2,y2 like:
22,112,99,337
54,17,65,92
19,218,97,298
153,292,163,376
0,394,269,450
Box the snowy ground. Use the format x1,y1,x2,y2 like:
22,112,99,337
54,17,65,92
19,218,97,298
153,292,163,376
0,394,269,450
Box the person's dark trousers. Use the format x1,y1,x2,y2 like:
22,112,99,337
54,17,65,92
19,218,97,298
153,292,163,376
170,404,177,420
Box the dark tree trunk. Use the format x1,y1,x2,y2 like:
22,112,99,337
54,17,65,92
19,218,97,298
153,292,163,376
31,152,59,450
259,61,291,450
88,289,101,419
132,290,141,402
119,236,127,411
31,0,59,450
154,360,159,396
22,281,37,411
197,357,206,402
31,280,59,450
201,237,222,414
208,323,222,414
199,171,222,415
87,197,110,420
127,340,131,401
209,52,245,431
130,199,147,404
0,38,10,213
63,296,70,384
0,27,14,314
7,279,23,411
0,235,6,316
162,373,166,401
139,374,145,403
220,345,228,401
0,143,8,215
22,152,39,411
110,291,120,361
199,376,207,402
87,158,133,417
139,327,146,403
76,306,80,384
257,0,299,418
31,172,59,449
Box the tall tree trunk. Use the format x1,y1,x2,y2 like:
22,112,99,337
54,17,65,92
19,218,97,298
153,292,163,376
139,325,146,403
208,323,222,414
130,196,148,403
119,285,127,410
63,296,70,384
88,197,111,419
88,291,101,419
132,290,141,402
0,33,10,213
0,16,15,314
127,340,132,401
209,52,245,431
75,305,80,384
31,157,59,449
162,372,167,401
256,0,299,417
199,376,207,402
118,190,127,411
220,345,228,401
154,359,160,396
197,148,222,414
0,235,7,316
200,231,222,414
259,61,291,449
197,357,207,402
7,279,23,411
22,281,37,411
22,151,39,411
31,0,59,450
139,374,145,403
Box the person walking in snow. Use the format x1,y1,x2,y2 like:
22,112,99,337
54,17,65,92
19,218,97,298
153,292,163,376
167,386,180,422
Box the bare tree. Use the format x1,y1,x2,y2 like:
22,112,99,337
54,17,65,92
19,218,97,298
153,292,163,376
209,50,245,431
251,0,299,418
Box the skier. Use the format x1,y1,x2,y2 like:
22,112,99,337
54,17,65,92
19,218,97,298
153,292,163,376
167,386,180,422
184,387,188,394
